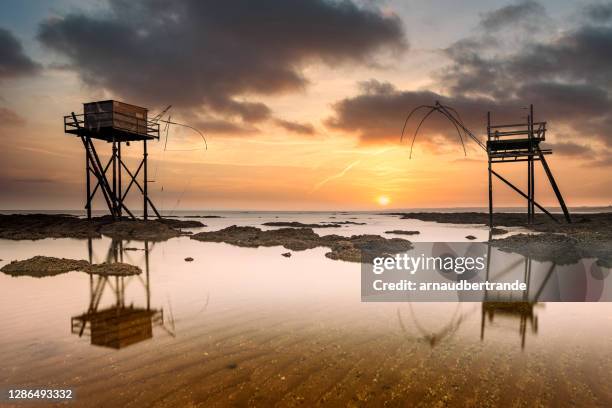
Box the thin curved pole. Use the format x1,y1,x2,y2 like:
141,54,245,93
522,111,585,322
158,119,208,150
400,105,435,142
437,109,467,156
409,107,437,159
402,102,487,158
408,107,467,158
439,104,471,150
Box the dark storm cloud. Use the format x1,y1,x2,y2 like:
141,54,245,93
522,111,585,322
509,25,612,88
479,1,545,31
274,119,315,135
583,1,612,23
37,0,406,122
197,119,258,135
0,28,40,79
326,80,500,145
328,1,612,154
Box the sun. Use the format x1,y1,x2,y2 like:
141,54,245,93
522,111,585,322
377,195,391,206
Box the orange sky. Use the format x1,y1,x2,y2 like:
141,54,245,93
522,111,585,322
0,0,610,211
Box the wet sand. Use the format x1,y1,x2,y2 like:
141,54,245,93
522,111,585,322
2,300,611,407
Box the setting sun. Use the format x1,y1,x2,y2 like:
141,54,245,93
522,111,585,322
377,195,390,206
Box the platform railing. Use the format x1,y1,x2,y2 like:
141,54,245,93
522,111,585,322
64,112,160,139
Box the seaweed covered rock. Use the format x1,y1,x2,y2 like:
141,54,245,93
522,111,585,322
0,214,204,241
1,256,90,277
262,221,340,228
1,256,142,277
492,233,612,266
0,214,100,240
191,226,412,263
385,230,420,235
192,226,323,251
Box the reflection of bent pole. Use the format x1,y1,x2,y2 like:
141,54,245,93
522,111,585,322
533,262,556,302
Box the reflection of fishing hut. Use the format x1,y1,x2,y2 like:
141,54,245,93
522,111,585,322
71,239,171,349
481,302,539,349
481,247,555,349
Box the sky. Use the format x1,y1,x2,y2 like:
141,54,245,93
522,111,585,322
0,0,611,211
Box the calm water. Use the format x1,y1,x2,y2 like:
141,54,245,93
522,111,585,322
1,212,611,407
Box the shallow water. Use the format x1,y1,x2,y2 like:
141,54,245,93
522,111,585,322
1,212,611,407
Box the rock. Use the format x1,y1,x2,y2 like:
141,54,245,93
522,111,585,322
1,256,89,277
385,230,420,235
191,226,413,263
492,233,583,265
0,214,205,241
100,220,198,241
0,256,141,277
387,212,612,266
281,252,292,257
263,221,340,228
185,257,194,262
465,235,477,240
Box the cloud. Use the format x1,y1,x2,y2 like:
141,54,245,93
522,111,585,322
479,1,545,31
328,2,612,148
545,141,594,156
583,1,612,23
0,107,26,126
197,119,258,135
326,79,500,146
0,27,41,79
274,118,315,135
38,0,406,123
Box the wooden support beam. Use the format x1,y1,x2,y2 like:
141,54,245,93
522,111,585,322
537,149,571,223
117,142,122,218
85,150,91,220
144,140,148,221
118,157,162,219
490,169,559,223
120,160,144,201
81,136,115,217
88,156,113,202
